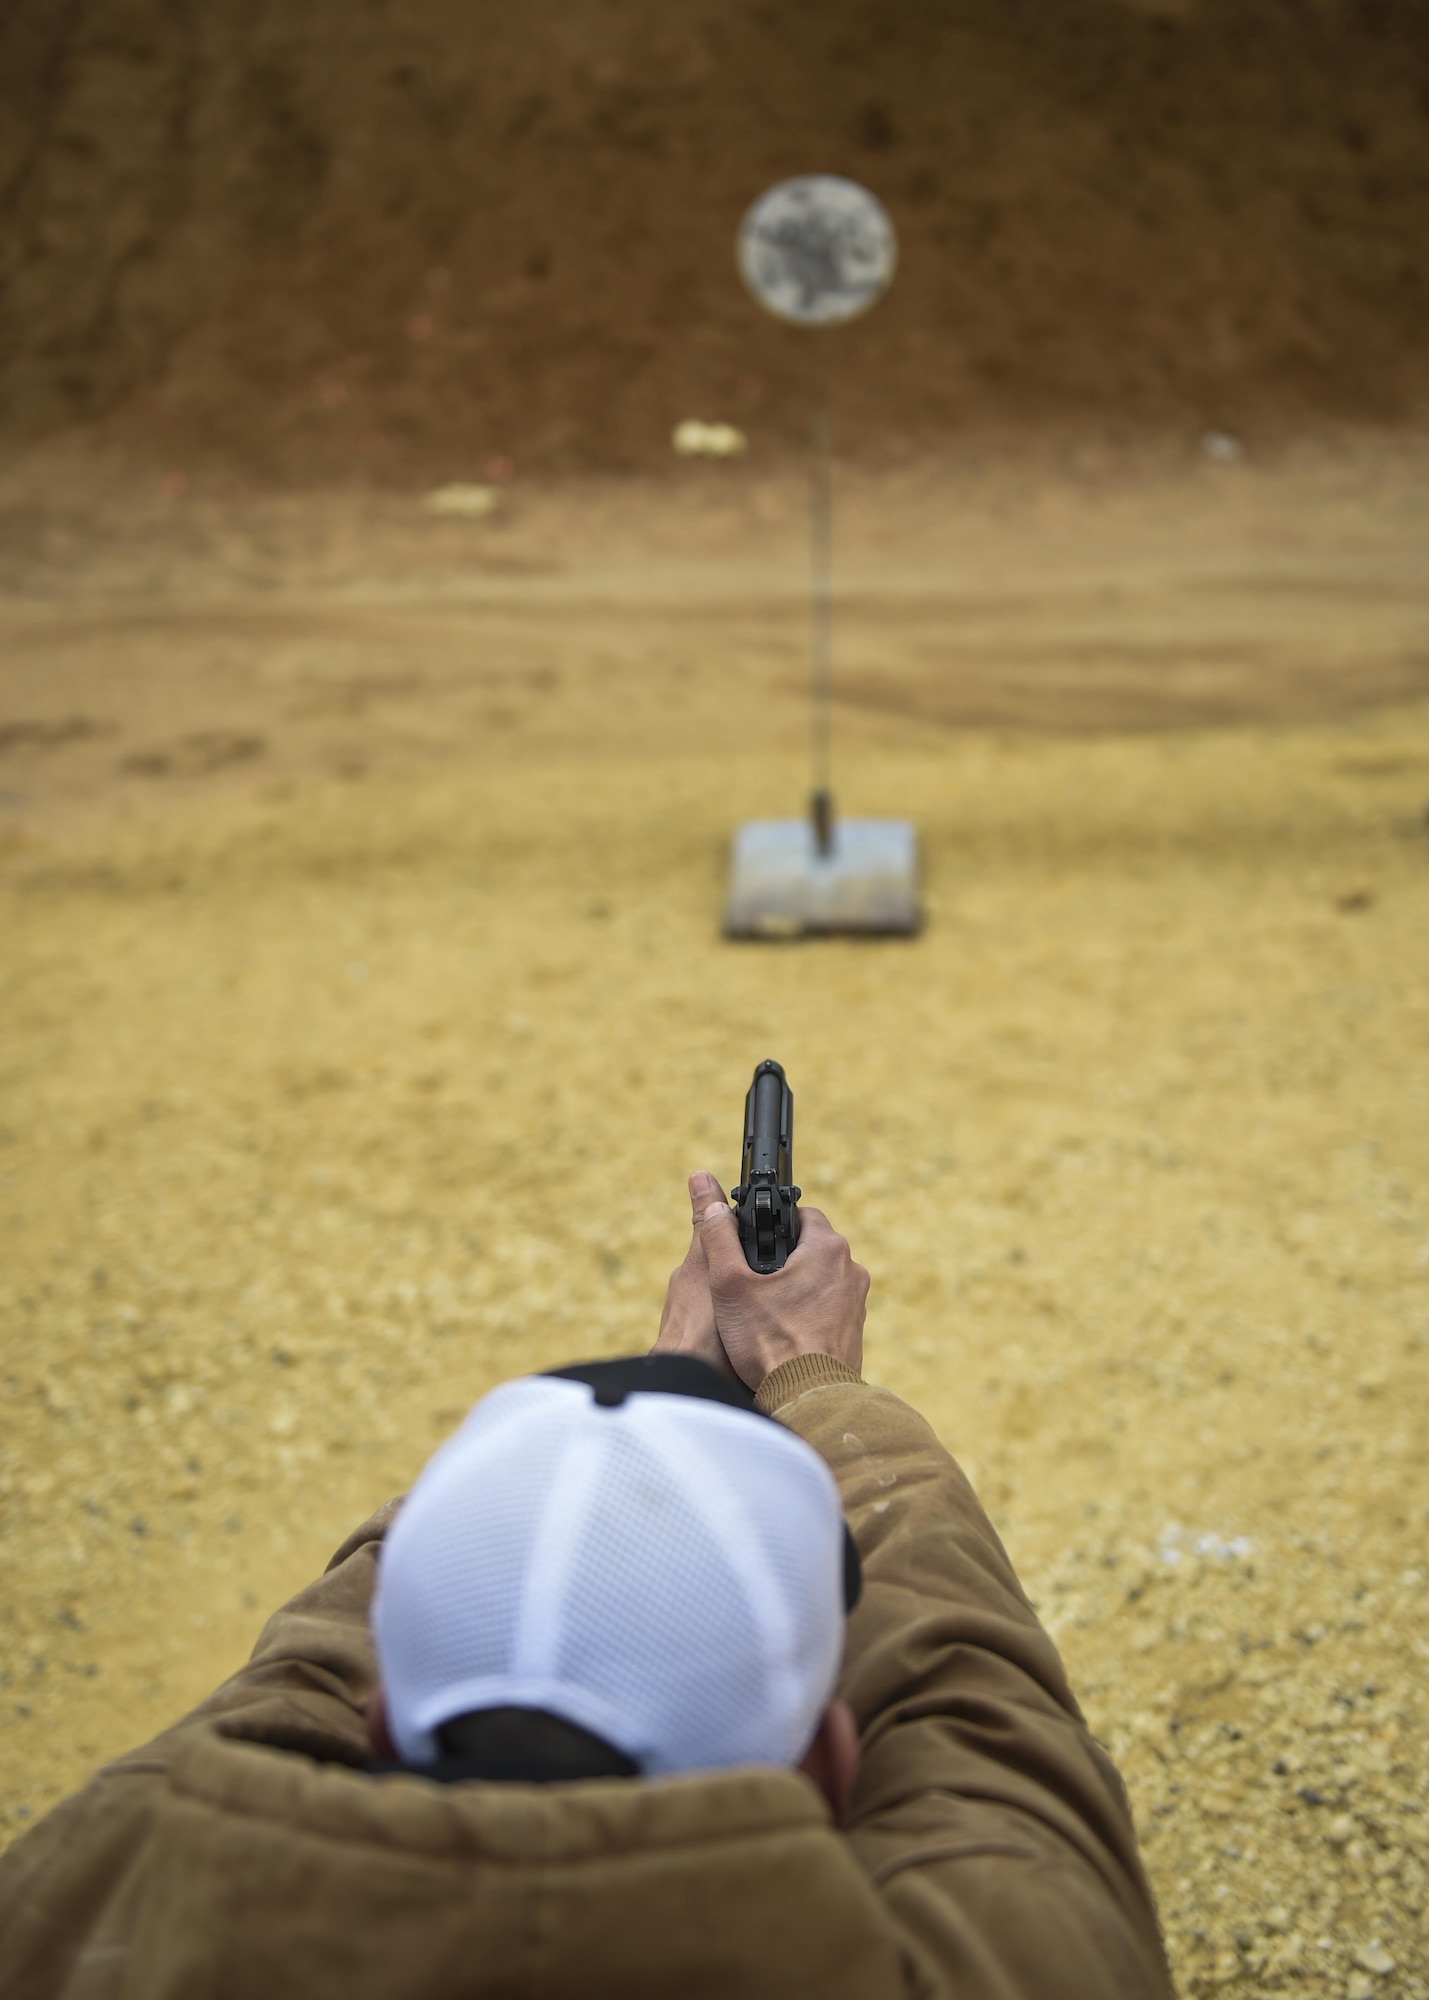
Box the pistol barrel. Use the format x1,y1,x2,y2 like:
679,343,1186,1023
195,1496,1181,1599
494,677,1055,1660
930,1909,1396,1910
734,1059,801,1273
744,1060,792,1184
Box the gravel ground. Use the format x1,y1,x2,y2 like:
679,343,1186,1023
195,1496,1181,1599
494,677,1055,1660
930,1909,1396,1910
1,457,1426,1996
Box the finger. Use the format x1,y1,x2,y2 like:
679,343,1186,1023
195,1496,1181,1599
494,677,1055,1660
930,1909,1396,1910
784,1206,845,1258
674,1229,709,1292
691,1172,747,1284
688,1169,730,1224
790,1203,836,1237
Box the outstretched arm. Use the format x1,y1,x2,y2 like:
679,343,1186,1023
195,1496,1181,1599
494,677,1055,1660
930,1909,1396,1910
766,1363,1173,2000
672,1170,1173,2000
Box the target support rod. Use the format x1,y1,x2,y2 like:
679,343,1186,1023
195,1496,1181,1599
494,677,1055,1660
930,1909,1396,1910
809,348,834,854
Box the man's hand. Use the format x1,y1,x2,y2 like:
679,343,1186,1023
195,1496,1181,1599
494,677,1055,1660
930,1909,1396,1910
691,1170,869,1391
651,1170,741,1383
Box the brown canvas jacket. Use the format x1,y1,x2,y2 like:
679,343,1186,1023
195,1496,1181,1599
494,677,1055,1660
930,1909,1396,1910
0,1358,1174,1999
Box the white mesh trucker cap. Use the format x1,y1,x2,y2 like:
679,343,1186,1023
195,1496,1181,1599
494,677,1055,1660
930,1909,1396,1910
372,1358,852,1776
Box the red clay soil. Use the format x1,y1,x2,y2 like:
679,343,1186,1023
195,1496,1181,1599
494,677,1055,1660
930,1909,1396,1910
2,0,1428,482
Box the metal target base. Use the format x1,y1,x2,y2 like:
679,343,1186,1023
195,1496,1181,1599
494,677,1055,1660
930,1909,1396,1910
724,818,920,938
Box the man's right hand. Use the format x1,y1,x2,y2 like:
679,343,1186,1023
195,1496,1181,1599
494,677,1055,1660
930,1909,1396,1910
690,1172,869,1391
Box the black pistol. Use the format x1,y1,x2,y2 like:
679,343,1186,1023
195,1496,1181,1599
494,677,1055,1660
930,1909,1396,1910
732,1060,802,1273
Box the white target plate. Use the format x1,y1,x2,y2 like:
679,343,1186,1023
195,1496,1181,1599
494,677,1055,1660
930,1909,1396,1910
737,176,897,328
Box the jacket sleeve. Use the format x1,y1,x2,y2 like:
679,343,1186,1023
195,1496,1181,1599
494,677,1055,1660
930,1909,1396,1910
0,1500,398,1999
756,1356,1174,2000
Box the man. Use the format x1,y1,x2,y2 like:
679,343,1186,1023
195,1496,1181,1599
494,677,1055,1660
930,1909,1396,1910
0,1173,1174,1998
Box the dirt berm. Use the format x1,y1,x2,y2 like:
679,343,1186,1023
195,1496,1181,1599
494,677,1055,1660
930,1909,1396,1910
2,0,1429,479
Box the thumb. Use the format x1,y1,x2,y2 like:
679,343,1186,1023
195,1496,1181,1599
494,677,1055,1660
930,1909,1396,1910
688,1169,730,1225
688,1170,744,1280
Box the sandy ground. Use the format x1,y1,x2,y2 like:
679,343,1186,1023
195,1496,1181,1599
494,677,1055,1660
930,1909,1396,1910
2,436,1427,1997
